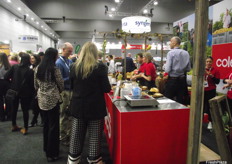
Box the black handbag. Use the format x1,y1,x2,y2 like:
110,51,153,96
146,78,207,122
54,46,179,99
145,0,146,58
6,67,29,101
6,89,18,100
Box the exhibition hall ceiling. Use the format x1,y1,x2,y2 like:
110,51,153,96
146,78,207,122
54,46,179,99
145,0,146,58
0,0,223,39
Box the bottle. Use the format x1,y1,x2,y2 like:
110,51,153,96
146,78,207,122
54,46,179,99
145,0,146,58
132,83,141,97
118,73,123,81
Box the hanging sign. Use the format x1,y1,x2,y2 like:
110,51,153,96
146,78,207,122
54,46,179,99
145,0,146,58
75,44,81,54
122,16,151,33
121,44,149,49
18,35,38,43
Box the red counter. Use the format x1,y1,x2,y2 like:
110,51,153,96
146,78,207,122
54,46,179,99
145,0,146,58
104,93,190,164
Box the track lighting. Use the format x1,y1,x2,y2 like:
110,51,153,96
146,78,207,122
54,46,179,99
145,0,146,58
154,0,158,6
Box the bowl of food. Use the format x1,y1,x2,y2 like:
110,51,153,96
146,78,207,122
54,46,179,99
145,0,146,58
152,93,163,98
141,86,148,91
150,87,159,93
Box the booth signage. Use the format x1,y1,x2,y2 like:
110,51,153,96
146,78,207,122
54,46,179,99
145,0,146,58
212,43,232,79
0,44,10,55
18,35,38,43
122,16,151,33
121,44,149,49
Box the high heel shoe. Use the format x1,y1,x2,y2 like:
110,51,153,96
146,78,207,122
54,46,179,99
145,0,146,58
11,125,21,132
28,122,38,127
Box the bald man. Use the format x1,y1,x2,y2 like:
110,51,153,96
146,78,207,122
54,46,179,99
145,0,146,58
56,42,73,146
164,36,191,105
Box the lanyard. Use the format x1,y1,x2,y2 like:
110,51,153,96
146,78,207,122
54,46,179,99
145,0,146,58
229,73,232,80
205,67,212,81
60,56,70,71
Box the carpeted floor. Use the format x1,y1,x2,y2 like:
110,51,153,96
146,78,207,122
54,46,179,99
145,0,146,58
0,109,219,164
0,110,112,164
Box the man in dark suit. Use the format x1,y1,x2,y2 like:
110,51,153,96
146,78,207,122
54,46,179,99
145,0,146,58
122,53,136,73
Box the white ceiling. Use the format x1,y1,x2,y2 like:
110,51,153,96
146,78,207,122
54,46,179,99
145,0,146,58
0,0,223,40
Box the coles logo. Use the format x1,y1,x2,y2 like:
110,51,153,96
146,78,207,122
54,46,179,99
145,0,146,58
212,43,232,79
216,56,232,68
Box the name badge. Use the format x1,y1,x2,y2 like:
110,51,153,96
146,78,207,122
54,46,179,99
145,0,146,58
204,81,209,88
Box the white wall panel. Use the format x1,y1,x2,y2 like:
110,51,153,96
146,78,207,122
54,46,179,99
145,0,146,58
0,6,54,53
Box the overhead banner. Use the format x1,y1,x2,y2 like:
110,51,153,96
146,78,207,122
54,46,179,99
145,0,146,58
18,35,38,43
212,43,232,79
212,0,232,45
122,16,151,33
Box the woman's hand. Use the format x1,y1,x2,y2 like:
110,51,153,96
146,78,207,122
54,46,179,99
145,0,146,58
223,84,230,89
131,75,136,81
225,79,232,84
205,70,213,78
140,73,145,78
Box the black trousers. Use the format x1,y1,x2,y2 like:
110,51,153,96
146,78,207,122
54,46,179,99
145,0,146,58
30,97,44,124
228,98,232,116
11,96,32,129
204,89,216,121
43,104,60,158
164,77,188,105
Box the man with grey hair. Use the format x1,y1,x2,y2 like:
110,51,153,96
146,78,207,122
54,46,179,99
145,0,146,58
56,42,73,146
164,36,191,104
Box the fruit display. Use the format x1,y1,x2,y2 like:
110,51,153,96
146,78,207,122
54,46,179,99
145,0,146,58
152,93,163,98
213,27,232,35
141,86,148,91
126,72,133,79
146,44,151,50
150,87,159,93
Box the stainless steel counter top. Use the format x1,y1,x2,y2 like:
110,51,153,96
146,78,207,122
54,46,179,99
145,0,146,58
109,94,189,113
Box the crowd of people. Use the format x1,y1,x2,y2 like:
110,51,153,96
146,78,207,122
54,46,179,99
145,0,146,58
0,36,232,163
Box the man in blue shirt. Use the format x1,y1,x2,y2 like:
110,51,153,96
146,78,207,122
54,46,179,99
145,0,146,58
164,36,191,104
56,42,73,146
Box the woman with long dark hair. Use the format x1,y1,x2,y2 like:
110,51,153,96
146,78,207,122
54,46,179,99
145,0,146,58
0,53,11,121
29,54,44,127
204,56,220,130
30,54,41,69
34,47,64,162
67,42,111,164
4,53,34,134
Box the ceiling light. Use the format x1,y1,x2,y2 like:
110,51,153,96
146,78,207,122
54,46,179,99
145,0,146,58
36,22,39,25
4,40,10,44
26,14,29,17
7,0,11,3
143,9,148,14
115,0,120,3
111,8,116,11
109,14,113,17
17,7,21,11
31,17,34,21
154,0,158,5
41,25,44,28
45,28,47,31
